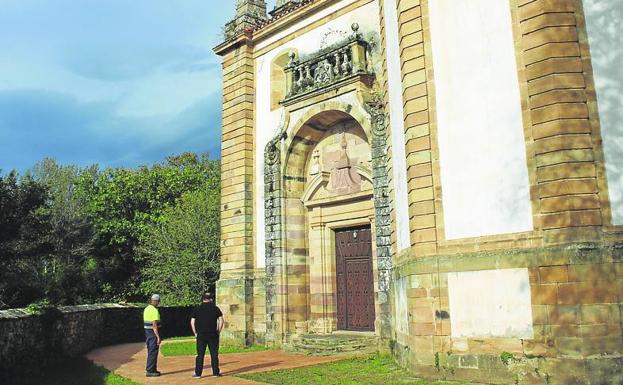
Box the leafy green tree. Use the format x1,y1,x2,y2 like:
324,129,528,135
0,152,221,308
0,171,51,308
138,185,220,305
27,159,99,305
76,153,219,301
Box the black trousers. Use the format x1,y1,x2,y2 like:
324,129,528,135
195,334,220,376
145,330,159,373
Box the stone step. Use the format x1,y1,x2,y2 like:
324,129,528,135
289,333,379,356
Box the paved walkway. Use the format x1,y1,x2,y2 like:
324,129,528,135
86,342,346,385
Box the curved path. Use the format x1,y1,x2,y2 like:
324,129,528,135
87,342,346,385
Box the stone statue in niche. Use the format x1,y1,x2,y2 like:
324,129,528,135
309,149,321,176
327,131,362,195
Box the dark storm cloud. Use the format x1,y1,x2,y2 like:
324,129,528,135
0,0,231,172
0,90,221,173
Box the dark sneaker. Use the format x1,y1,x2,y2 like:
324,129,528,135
146,372,161,377
213,373,223,377
192,373,201,379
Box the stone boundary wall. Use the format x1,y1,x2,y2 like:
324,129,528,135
0,304,193,381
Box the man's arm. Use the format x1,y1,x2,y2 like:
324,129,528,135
191,318,197,336
152,321,161,345
217,316,224,334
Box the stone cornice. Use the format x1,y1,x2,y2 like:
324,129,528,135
213,34,253,56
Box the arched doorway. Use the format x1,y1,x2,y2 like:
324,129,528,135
282,110,377,335
264,97,392,344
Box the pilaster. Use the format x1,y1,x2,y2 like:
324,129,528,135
516,0,605,244
215,39,257,345
395,0,439,255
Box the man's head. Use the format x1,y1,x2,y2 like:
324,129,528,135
150,294,161,306
202,292,214,303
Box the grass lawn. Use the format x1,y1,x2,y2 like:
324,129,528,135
239,355,477,385
161,340,271,356
12,357,139,385
164,335,195,341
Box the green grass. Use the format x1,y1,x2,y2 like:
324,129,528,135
239,355,478,385
12,357,140,385
164,335,195,341
160,340,271,356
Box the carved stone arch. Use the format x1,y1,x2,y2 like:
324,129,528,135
283,99,374,155
263,94,392,340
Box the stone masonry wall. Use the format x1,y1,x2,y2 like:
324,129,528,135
0,304,192,382
392,242,623,385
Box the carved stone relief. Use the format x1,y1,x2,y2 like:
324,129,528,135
327,132,362,195
364,94,392,300
309,149,321,176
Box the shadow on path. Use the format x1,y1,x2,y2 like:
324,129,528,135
86,343,346,385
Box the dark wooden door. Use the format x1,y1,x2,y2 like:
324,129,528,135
335,226,375,331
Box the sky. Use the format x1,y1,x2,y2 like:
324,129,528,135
0,0,277,173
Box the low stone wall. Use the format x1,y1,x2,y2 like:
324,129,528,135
0,303,193,382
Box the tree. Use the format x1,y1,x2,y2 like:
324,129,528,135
137,185,220,305
76,153,219,301
0,152,221,308
0,171,51,308
27,159,99,305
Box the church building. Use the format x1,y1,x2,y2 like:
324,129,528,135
214,1,623,383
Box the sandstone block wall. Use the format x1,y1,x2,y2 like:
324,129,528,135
216,38,258,346
392,243,622,385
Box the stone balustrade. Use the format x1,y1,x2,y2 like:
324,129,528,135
283,23,372,103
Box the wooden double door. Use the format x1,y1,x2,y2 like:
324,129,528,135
335,226,375,332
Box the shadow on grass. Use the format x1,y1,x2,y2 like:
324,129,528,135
239,355,481,385
6,357,139,385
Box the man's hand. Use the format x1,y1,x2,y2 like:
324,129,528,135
152,320,161,346
191,318,197,337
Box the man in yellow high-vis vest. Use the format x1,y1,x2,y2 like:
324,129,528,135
143,294,162,377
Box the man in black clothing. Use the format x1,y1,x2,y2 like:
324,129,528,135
190,292,224,378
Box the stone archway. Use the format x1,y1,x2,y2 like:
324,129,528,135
264,96,392,343
298,115,376,334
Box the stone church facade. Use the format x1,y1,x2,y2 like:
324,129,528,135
214,1,623,383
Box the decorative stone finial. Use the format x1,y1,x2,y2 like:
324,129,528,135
351,22,362,40
223,0,268,40
286,52,297,68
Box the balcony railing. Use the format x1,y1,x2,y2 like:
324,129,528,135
282,23,373,103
